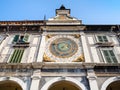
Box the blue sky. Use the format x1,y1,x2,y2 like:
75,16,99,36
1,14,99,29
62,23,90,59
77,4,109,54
0,0,120,24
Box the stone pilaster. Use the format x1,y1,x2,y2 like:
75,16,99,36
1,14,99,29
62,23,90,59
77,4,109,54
36,34,46,62
81,33,91,62
30,70,41,90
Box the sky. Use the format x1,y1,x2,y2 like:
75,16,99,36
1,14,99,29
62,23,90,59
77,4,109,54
0,0,120,24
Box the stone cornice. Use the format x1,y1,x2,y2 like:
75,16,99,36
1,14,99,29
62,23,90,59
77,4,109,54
0,20,44,26
0,62,119,69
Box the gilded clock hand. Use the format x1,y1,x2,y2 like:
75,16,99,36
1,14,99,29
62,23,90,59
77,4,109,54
61,44,68,49
65,44,68,48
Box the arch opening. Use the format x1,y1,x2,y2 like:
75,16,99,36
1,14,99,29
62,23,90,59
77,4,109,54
48,80,81,90
0,80,22,90
106,80,120,90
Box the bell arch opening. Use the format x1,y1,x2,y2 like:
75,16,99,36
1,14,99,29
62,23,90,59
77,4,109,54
48,80,81,90
0,80,22,90
106,80,120,90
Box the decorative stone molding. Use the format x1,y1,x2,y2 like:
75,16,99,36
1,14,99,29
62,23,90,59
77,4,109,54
31,76,41,80
87,76,97,80
60,76,66,80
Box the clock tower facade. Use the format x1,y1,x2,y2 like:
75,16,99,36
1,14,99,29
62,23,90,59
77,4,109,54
0,5,120,90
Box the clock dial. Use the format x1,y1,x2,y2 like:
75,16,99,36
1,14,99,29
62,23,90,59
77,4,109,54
45,35,83,62
50,38,78,58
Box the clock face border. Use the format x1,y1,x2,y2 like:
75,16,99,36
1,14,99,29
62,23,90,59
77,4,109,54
49,37,78,58
45,35,83,62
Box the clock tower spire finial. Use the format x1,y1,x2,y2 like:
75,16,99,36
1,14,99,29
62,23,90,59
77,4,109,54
60,5,66,10
56,5,70,16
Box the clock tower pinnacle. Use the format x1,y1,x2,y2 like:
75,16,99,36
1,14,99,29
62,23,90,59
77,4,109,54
56,5,70,16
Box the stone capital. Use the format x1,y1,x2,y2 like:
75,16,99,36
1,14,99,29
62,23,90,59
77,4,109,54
87,75,97,80
31,76,41,80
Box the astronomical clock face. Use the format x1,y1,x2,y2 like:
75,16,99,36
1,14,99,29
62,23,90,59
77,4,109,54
50,38,78,58
44,35,84,62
